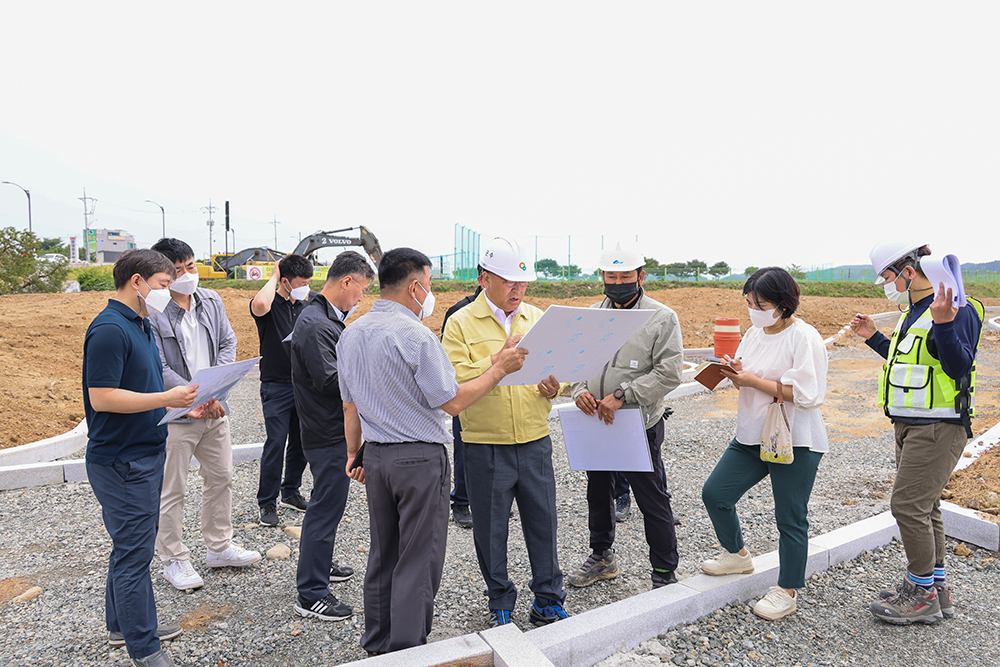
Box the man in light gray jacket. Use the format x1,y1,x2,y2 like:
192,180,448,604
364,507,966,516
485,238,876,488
567,242,683,590
149,238,260,593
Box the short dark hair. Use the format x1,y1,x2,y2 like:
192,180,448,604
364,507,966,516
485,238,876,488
113,249,177,289
898,245,933,277
743,267,800,319
151,238,194,264
379,248,431,290
279,254,314,281
327,251,375,283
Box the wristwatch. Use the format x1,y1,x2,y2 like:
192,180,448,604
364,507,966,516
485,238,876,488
613,387,626,402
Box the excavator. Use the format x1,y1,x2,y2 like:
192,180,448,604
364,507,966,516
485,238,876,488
201,226,383,279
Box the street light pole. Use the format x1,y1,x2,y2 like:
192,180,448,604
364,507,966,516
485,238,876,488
145,200,165,238
1,181,32,234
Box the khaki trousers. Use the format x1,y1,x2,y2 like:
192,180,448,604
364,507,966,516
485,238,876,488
890,421,967,577
156,416,233,561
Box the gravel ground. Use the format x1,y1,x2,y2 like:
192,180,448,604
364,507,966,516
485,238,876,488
1,344,998,666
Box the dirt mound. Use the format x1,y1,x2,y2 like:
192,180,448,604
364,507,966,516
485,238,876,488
1,287,995,449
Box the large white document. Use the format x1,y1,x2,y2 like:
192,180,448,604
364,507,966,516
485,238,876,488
498,305,654,386
559,406,652,472
158,357,262,425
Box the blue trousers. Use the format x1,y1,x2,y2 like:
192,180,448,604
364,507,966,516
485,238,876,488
296,442,350,602
450,415,468,507
257,381,308,507
464,435,565,611
87,451,165,660
702,439,823,589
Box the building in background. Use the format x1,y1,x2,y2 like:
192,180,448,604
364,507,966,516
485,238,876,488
83,228,135,263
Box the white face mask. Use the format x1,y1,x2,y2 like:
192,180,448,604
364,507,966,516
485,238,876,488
747,306,780,329
414,281,435,319
139,278,172,314
170,271,199,295
883,282,910,305
289,284,310,301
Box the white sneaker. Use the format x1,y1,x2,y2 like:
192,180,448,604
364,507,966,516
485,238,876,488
163,559,205,591
753,586,797,620
206,543,261,568
701,549,755,576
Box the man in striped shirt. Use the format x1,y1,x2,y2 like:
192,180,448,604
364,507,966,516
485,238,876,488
337,248,526,655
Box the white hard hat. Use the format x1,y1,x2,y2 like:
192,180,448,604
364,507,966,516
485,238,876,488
479,236,536,282
868,241,924,284
598,242,643,272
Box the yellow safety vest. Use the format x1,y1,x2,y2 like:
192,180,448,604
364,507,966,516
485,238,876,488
878,297,984,425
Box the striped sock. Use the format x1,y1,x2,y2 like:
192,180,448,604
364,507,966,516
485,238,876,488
907,571,935,590
934,564,945,586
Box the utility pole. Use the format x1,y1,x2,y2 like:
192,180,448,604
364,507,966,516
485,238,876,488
78,188,97,263
202,199,217,256
270,216,279,250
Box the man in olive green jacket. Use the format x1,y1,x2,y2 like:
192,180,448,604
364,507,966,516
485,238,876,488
568,242,683,590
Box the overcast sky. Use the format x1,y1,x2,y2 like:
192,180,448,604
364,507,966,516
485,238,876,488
2,2,998,275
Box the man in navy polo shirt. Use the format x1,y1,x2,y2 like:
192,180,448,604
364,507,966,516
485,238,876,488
83,249,200,667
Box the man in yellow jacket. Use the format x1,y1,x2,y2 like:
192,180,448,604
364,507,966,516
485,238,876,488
442,236,567,628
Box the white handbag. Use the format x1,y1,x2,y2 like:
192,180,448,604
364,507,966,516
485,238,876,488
760,380,793,465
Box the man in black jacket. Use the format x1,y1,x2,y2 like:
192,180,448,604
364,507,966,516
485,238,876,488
290,251,374,621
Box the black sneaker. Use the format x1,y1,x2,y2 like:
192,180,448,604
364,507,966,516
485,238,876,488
259,504,279,526
294,593,353,621
529,597,568,626
329,561,355,582
109,625,183,647
453,504,473,528
279,494,309,512
614,493,631,522
651,569,678,589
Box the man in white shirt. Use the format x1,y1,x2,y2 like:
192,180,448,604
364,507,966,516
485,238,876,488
149,239,260,592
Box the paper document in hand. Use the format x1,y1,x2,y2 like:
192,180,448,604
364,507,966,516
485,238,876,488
920,254,967,308
158,356,261,425
559,407,652,472
498,305,654,386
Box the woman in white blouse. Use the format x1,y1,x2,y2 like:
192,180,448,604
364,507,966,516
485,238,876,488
700,267,829,621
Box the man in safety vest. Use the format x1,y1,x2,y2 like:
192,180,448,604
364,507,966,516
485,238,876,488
850,241,984,626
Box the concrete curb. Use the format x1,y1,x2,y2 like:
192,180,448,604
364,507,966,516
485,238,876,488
329,511,905,667
0,419,88,467
0,443,264,491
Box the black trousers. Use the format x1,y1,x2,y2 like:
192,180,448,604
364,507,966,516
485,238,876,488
587,417,678,572
257,381,308,507
296,441,350,602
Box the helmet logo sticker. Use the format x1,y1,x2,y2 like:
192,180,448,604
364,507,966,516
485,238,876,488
519,262,526,271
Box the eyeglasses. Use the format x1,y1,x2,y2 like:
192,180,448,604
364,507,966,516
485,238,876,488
486,271,527,288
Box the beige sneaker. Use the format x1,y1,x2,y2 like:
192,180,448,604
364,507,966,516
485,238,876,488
753,586,797,620
701,549,754,576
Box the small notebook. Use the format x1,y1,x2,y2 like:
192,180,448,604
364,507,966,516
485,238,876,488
920,254,966,308
694,362,732,390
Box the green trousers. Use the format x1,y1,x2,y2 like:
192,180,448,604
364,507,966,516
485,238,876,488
702,439,823,589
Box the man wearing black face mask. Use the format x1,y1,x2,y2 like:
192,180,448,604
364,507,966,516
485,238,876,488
567,243,684,590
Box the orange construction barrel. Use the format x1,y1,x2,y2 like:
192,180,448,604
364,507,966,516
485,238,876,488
714,318,741,359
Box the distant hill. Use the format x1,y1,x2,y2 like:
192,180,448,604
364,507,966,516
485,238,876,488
826,260,1000,275
963,260,1000,272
